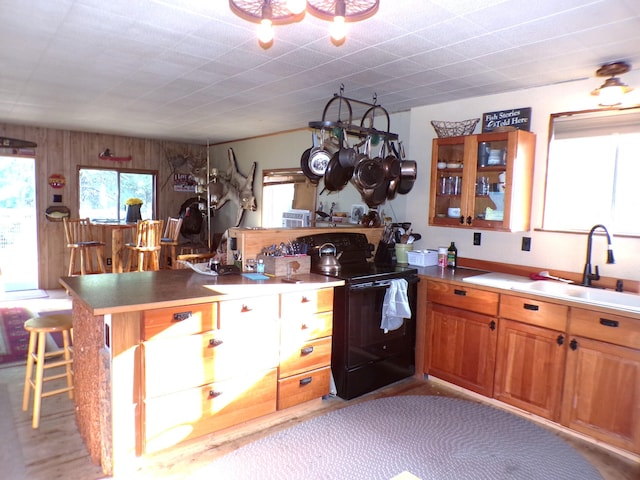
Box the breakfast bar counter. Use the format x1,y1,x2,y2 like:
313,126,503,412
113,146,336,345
60,270,344,476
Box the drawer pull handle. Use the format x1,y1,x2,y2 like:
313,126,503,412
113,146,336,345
299,376,313,386
523,303,539,311
599,318,619,328
173,311,192,322
489,320,496,331
453,289,466,296
301,346,314,356
240,305,252,313
569,339,578,351
208,390,221,399
556,335,564,346
208,338,223,348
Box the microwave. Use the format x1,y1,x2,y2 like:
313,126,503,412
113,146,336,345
282,209,311,228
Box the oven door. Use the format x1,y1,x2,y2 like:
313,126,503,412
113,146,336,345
345,276,418,368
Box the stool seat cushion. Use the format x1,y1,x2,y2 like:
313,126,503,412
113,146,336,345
24,315,73,333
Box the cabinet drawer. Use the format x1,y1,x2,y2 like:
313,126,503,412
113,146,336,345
281,311,333,342
281,288,334,318
499,294,568,331
279,336,332,378
277,366,331,410
144,368,277,453
427,281,499,316
143,303,216,340
144,323,280,397
570,308,640,349
218,295,279,329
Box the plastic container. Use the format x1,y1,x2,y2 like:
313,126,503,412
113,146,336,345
394,243,414,264
437,247,448,268
407,249,438,267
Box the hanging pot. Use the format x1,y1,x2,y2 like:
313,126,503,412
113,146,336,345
397,160,417,195
353,157,385,191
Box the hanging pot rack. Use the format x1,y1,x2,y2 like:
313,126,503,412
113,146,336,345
308,88,398,142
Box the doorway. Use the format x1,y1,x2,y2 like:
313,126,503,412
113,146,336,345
0,156,38,292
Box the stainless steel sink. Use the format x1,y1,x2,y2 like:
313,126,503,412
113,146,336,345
511,281,640,314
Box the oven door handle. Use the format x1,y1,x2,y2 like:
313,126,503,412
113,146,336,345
349,276,419,291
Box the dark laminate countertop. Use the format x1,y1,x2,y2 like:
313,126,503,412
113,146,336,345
60,269,344,315
413,265,489,283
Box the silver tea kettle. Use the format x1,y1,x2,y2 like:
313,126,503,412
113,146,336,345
317,242,342,274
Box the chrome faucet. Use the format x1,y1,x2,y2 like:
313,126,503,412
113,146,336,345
582,224,615,287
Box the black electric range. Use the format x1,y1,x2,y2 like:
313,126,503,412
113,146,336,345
296,232,418,399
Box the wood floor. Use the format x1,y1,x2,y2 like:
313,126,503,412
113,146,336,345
2,290,639,480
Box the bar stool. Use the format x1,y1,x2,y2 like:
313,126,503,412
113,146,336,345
63,218,107,276
22,314,74,429
125,219,164,272
160,217,183,269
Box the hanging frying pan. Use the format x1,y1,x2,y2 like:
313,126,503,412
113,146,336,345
324,151,354,192
300,147,322,183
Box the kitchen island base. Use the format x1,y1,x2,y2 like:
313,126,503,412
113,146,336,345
61,270,343,477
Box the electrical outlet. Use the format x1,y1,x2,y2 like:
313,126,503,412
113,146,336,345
522,236,531,251
106,257,112,266
473,232,481,246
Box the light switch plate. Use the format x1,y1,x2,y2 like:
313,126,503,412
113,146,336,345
473,232,481,246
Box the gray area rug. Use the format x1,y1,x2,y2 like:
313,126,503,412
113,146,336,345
0,383,27,479
203,396,602,480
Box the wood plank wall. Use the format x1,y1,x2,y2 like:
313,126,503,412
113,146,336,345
0,122,206,289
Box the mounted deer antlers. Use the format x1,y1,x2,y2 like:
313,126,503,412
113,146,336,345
214,148,257,227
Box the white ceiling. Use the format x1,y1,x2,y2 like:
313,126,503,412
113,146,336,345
2,0,640,144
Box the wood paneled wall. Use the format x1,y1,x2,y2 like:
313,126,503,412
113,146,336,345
0,122,205,289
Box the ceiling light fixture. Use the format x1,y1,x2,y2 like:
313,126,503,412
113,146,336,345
229,0,379,49
591,61,633,106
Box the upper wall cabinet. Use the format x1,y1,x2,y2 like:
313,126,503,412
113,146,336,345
429,130,535,232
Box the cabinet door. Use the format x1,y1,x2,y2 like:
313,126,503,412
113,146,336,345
429,135,470,227
561,336,640,454
427,303,497,396
429,130,535,232
494,319,566,421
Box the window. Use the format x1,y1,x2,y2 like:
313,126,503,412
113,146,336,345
543,108,640,235
79,167,157,222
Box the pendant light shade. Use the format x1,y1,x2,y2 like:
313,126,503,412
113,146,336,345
591,61,633,106
229,0,379,48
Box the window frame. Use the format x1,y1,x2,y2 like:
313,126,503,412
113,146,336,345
77,165,159,222
540,106,640,238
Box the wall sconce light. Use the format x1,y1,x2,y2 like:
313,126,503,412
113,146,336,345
591,61,633,106
229,0,379,49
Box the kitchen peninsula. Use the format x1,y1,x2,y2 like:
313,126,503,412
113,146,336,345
60,269,344,477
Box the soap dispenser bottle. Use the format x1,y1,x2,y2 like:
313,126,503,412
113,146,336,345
447,242,457,268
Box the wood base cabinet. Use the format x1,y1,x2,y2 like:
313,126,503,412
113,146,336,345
425,281,499,397
494,295,568,421
423,279,640,456
562,308,640,454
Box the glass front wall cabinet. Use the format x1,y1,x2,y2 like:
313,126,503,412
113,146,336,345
429,130,535,232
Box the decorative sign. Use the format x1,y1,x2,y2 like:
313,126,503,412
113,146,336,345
482,107,532,133
48,173,66,189
173,173,197,192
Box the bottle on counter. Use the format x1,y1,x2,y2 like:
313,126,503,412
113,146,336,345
447,242,457,268
437,247,448,268
256,258,265,274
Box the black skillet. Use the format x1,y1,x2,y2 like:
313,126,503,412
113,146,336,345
324,151,354,192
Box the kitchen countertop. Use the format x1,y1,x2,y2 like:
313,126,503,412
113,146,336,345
60,269,344,315
414,265,640,319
